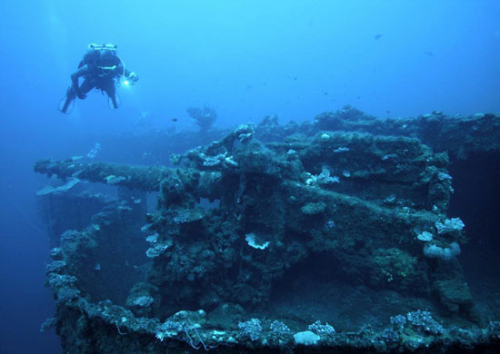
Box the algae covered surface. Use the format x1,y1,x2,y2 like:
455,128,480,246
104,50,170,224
35,108,500,353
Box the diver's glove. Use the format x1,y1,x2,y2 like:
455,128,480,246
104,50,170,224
128,72,139,83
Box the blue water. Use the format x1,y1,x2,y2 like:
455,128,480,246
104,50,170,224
0,1,499,353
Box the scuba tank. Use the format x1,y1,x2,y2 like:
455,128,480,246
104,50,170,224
88,43,117,51
84,43,126,79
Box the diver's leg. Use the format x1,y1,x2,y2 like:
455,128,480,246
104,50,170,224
105,83,119,109
79,79,95,95
60,80,95,113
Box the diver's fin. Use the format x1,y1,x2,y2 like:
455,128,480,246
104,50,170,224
108,93,121,109
58,94,75,114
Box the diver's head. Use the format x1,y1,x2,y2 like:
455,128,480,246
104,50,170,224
100,50,119,67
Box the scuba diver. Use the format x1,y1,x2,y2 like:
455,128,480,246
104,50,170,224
59,43,139,113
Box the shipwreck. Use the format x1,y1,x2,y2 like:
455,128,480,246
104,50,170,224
35,107,500,353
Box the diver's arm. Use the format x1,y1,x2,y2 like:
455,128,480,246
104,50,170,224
70,65,90,98
123,67,139,82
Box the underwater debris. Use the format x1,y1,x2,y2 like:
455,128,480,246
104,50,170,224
36,177,80,195
416,230,434,242
105,175,127,185
294,331,320,345
435,217,465,234
300,201,326,215
269,320,292,344
423,242,461,261
304,167,339,186
244,233,270,250
34,160,168,191
187,106,217,132
308,320,335,336
238,318,262,341
146,242,171,258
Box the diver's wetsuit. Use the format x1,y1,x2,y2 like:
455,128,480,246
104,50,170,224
60,52,134,113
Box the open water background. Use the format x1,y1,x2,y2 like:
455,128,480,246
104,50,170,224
0,1,499,353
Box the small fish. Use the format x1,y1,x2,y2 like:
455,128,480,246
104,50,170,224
172,118,178,122
423,51,434,57
374,34,383,40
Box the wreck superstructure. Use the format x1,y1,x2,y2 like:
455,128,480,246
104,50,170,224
36,107,500,353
